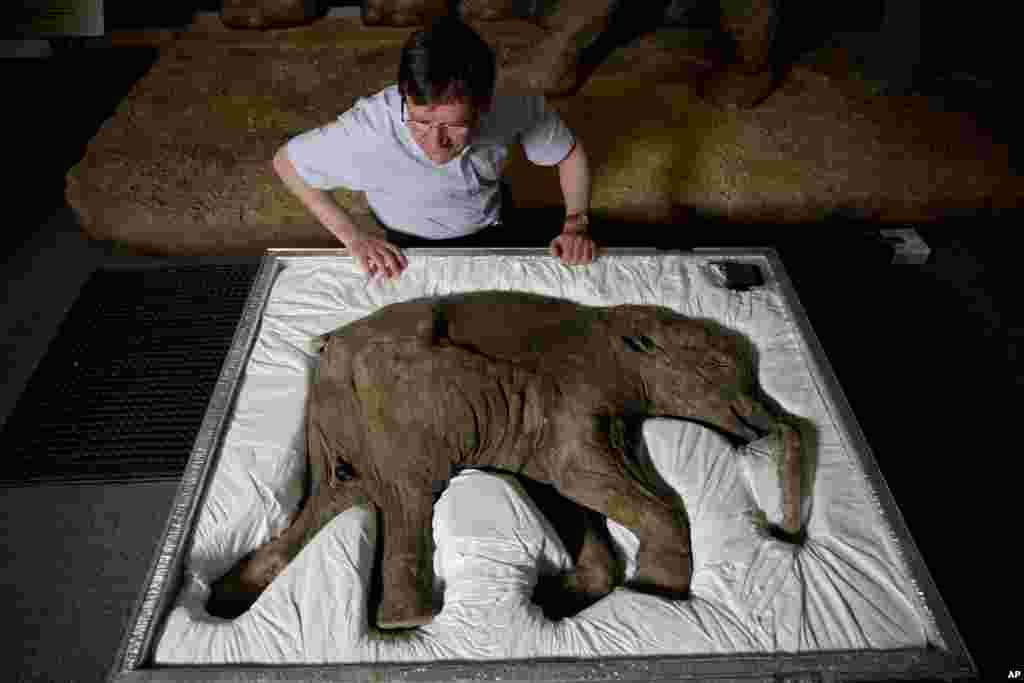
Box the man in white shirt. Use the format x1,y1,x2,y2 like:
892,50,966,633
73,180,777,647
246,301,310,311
272,14,598,280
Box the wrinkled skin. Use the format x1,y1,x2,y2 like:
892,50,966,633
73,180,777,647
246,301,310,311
209,291,802,627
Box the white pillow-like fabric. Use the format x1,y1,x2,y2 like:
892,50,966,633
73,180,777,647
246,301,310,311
431,419,797,601
637,418,929,653
430,420,800,598
159,417,931,663
433,469,576,604
429,421,795,649
637,418,763,572
739,435,785,525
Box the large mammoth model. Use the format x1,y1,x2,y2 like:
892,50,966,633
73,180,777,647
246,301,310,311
210,291,803,628
222,0,784,109
370,0,784,109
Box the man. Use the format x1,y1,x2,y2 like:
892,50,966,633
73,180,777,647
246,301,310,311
272,14,598,280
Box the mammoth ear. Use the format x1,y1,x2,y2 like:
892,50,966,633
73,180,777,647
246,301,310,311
621,335,656,353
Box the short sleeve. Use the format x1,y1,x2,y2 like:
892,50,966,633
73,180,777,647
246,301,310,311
519,95,576,167
284,102,375,191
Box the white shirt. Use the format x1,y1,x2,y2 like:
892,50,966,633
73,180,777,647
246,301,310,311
284,84,576,239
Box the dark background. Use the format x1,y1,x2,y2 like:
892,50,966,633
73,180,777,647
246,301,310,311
2,2,1019,681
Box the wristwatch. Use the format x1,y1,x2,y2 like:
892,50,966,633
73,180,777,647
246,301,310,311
565,212,590,233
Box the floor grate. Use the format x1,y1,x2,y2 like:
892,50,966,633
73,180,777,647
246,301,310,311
0,261,261,487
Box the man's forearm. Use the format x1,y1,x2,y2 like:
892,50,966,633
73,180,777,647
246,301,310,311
272,151,365,246
557,139,591,224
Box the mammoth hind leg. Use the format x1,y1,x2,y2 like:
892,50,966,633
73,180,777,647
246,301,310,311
206,478,369,620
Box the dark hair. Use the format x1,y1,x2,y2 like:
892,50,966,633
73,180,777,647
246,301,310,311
397,14,496,110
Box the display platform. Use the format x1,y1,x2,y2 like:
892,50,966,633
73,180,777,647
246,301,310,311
108,247,975,682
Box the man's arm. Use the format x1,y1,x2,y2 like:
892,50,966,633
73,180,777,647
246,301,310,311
272,147,367,246
548,136,596,265
556,138,591,227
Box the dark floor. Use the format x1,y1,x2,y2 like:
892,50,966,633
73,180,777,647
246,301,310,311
1,20,1019,683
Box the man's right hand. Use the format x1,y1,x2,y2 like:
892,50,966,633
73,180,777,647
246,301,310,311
348,236,409,279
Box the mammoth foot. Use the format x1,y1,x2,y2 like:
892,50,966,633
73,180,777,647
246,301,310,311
207,544,290,619
533,504,624,620
500,33,586,98
362,0,448,26
699,65,777,110
376,552,436,629
376,610,434,630
630,541,692,600
220,0,320,30
532,570,609,620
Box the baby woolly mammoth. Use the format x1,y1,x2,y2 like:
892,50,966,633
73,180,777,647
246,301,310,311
209,291,802,627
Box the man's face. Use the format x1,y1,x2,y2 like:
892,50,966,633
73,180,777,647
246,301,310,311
404,96,487,165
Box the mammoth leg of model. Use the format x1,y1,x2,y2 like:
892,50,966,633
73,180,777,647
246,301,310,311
730,391,804,536
516,474,624,618
374,482,438,629
206,477,370,619
527,421,692,600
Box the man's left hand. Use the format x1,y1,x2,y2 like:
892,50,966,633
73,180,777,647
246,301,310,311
550,221,597,266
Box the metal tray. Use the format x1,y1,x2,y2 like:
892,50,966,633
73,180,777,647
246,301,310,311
107,247,976,683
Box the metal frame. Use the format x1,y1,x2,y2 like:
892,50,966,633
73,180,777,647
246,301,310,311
107,247,976,683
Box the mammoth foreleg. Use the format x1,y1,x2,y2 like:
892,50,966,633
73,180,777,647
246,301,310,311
731,393,803,536
526,430,692,601
374,484,437,629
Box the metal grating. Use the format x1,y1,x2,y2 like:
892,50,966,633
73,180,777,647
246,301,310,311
0,262,261,487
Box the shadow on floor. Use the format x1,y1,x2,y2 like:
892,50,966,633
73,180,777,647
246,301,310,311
5,45,162,256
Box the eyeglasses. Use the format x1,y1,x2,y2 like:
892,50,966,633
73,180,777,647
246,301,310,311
401,98,474,138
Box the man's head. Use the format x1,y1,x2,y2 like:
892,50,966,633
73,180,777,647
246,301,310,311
398,14,496,164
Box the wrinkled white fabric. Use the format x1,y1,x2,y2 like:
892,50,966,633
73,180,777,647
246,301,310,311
155,254,939,663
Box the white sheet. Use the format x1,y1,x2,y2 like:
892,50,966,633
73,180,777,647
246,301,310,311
154,253,942,663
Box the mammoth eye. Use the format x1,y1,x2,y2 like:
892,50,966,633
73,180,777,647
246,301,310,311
622,336,656,353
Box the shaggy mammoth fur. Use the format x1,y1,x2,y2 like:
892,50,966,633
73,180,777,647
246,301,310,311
209,291,802,628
